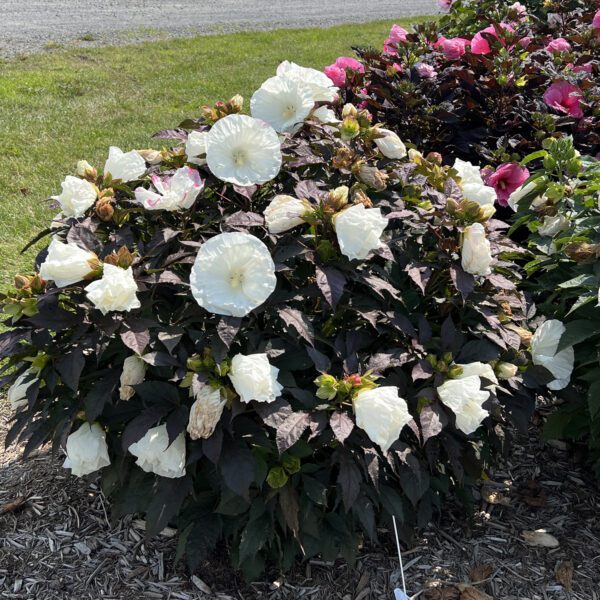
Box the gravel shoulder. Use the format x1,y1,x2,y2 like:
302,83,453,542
0,0,438,58
1,398,599,599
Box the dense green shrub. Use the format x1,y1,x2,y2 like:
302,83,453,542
509,136,600,476
1,60,535,576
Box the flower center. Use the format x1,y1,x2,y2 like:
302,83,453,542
229,269,245,289
282,103,297,119
232,149,248,166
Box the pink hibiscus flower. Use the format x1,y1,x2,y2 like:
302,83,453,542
438,0,454,11
471,23,514,55
435,36,470,60
487,163,530,206
545,37,571,53
415,62,437,78
324,56,365,87
543,81,584,118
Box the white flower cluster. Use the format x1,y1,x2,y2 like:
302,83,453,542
453,158,497,206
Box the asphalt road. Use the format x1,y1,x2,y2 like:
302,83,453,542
0,0,439,58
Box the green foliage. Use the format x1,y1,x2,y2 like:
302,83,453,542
511,136,600,475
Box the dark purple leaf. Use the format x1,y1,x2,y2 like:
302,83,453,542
254,398,293,429
315,265,346,309
217,317,242,349
412,360,434,382
279,308,314,345
450,264,475,300
56,349,85,391
220,442,255,500
305,346,331,373
85,370,120,421
276,411,310,453
336,450,362,511
122,404,171,450
226,211,264,228
152,128,189,140
419,405,444,443
330,412,354,444
121,328,150,355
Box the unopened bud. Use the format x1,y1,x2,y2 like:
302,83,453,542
95,197,115,222
564,242,600,263
342,103,358,119
76,160,97,180
29,274,46,294
353,162,388,191
227,94,244,113
14,275,30,290
496,362,518,380
332,146,355,170
426,152,443,165
137,149,163,165
478,204,496,221
314,373,338,401
340,116,360,140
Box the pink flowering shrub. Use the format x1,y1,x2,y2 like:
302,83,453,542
345,3,599,169
486,163,530,206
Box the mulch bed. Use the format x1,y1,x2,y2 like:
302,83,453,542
1,401,599,599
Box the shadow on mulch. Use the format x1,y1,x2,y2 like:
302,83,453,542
1,401,599,600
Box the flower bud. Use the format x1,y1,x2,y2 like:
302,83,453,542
315,374,338,400
342,103,358,118
326,186,349,211
332,146,355,170
29,274,46,294
340,116,361,140
227,94,244,112
478,204,496,221
76,160,97,180
353,162,388,191
14,275,31,290
104,246,134,269
119,355,147,400
426,152,443,165
95,197,115,222
496,362,518,380
137,149,163,165
564,242,600,263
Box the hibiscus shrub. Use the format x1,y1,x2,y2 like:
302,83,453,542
2,61,535,578
509,136,600,477
338,0,599,175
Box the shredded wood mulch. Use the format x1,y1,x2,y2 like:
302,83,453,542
1,401,599,600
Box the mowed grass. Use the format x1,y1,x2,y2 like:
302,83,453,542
0,18,430,289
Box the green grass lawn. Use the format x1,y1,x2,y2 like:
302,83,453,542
0,18,429,289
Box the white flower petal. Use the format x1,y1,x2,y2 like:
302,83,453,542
251,75,315,133
334,203,387,260
437,375,490,435
128,424,186,478
264,194,309,234
104,146,146,182
39,239,96,288
190,232,276,317
63,423,111,477
205,114,281,186
229,353,283,403
374,128,407,160
354,386,412,452
276,60,338,102
53,176,97,219
185,131,209,166
85,264,140,315
461,223,492,276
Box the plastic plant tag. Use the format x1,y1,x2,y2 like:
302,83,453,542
394,589,409,600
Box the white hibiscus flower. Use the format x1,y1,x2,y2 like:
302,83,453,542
104,146,146,182
334,203,388,260
134,167,204,211
453,158,497,206
85,264,141,315
353,386,412,453
205,114,282,186
251,75,315,133
39,239,97,287
128,424,186,479
52,176,98,219
437,375,490,435
276,60,338,102
63,423,111,477
228,353,283,404
185,130,209,166
531,319,574,390
190,232,277,317
264,194,311,234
